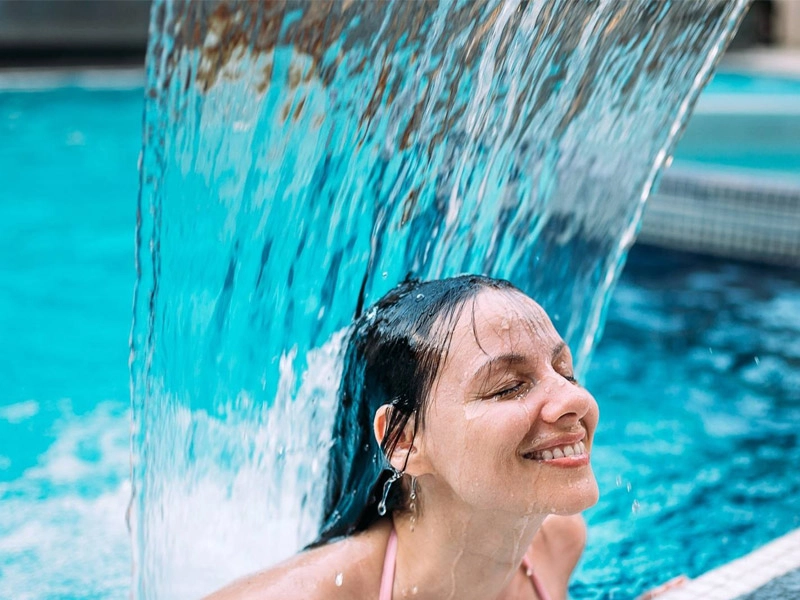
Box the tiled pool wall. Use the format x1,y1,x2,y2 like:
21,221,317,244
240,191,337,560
641,168,800,267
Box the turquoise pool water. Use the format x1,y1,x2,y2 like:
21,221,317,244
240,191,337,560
674,71,800,176
1,75,798,599
0,86,138,598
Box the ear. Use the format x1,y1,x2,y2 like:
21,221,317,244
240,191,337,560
373,404,430,476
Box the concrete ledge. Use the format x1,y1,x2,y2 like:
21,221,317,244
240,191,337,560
653,528,800,600
721,49,800,79
0,66,144,90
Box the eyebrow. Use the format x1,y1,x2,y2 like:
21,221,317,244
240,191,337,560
471,353,527,381
552,341,567,360
472,342,568,381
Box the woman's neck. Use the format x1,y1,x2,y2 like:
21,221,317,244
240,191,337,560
390,491,546,600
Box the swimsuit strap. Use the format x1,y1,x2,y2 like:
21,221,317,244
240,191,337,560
378,527,398,600
521,554,553,600
378,528,551,600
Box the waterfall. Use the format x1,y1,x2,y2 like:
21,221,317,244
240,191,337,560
130,1,748,597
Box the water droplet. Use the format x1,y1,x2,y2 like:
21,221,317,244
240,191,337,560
708,347,713,354
382,271,388,279
411,586,418,595
416,293,424,301
754,356,760,365
626,482,632,492
526,568,533,577
631,499,641,513
615,475,622,487
377,470,401,516
335,572,343,586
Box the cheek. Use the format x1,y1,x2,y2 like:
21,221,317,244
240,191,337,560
421,403,465,464
463,401,534,464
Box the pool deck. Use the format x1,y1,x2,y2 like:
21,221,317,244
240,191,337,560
721,48,800,78
653,527,800,600
0,66,143,90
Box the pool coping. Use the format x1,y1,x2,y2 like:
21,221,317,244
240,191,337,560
721,49,800,79
0,66,144,90
653,528,800,600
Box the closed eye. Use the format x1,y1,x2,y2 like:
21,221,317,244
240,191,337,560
493,382,526,399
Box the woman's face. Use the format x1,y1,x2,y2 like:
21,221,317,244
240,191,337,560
417,288,599,517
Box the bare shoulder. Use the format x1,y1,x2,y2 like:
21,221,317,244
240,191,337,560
533,513,587,557
528,514,587,600
203,521,392,600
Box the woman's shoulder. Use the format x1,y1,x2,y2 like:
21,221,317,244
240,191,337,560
526,514,587,600
203,521,392,600
532,513,587,558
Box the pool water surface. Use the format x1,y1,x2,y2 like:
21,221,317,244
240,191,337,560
1,79,798,600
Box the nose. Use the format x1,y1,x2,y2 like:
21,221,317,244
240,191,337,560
537,374,596,429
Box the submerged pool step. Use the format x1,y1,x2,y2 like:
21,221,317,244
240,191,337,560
641,167,800,267
654,527,800,600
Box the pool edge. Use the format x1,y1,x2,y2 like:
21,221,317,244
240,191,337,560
0,67,144,90
653,527,800,600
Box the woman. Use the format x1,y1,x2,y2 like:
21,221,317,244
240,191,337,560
208,275,599,600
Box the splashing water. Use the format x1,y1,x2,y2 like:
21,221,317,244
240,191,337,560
130,1,747,597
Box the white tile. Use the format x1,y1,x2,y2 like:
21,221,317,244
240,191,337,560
649,528,800,600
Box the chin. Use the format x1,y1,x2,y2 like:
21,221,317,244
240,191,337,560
554,472,599,515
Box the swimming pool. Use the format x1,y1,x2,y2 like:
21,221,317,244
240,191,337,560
1,75,798,599
0,83,139,598
672,71,800,177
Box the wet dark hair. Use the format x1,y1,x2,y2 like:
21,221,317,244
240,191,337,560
314,274,518,545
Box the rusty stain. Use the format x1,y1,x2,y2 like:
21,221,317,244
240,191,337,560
359,61,391,131
287,62,303,88
151,0,701,160
604,7,625,35
399,187,419,227
293,97,306,120
399,100,424,151
255,59,274,94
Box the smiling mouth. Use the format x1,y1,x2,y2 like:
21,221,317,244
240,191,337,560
522,441,587,461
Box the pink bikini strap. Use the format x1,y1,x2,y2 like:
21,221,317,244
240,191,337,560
520,554,553,600
379,528,398,600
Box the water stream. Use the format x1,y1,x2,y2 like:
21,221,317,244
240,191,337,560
130,1,748,597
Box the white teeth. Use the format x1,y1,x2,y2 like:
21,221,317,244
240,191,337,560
525,441,589,461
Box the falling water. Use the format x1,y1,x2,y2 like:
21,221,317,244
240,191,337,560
130,1,748,597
